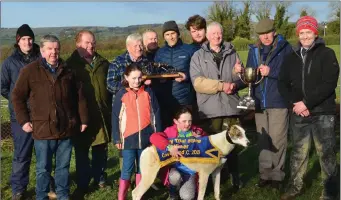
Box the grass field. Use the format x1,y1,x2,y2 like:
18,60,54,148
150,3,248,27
1,45,340,200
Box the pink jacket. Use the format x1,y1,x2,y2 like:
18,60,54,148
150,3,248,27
149,124,206,186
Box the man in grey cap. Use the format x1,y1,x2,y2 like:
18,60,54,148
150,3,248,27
235,18,292,189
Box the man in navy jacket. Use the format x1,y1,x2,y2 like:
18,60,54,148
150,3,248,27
154,20,196,129
1,24,41,200
235,18,292,189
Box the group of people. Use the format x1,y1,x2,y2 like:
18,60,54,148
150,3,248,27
1,13,339,200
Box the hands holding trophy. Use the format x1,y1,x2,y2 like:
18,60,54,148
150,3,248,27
234,59,263,110
141,62,182,79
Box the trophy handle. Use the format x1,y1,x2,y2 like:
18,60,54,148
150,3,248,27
254,68,264,85
238,73,248,84
254,76,264,84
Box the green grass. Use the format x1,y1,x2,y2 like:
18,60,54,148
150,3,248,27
1,126,340,200
1,45,340,200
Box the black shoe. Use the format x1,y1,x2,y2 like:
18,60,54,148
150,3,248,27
320,189,338,200
255,179,271,188
271,180,282,190
280,187,301,200
12,192,24,200
231,184,241,193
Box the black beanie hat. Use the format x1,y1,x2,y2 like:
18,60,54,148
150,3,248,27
16,24,35,43
162,20,180,36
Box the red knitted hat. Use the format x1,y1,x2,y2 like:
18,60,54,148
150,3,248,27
296,16,319,35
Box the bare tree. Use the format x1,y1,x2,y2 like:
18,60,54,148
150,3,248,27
329,2,340,19
207,1,237,41
299,5,316,17
252,1,274,21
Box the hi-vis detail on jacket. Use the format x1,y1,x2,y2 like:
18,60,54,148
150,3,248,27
155,136,222,168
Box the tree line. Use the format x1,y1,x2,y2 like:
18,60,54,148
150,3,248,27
207,1,340,41
0,2,339,63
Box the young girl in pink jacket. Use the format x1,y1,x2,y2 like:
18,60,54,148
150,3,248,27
150,106,206,200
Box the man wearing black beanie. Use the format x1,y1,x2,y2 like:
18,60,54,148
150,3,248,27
1,24,42,200
154,20,196,129
16,24,35,44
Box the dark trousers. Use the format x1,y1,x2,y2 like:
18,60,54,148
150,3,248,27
74,143,108,189
10,122,34,194
201,116,240,184
289,114,339,197
34,139,72,200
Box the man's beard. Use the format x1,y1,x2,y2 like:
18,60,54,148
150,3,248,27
193,37,206,44
146,44,158,52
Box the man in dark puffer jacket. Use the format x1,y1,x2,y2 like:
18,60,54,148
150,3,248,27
278,16,339,200
154,20,196,129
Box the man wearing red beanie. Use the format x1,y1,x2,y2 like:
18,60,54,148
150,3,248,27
278,16,339,200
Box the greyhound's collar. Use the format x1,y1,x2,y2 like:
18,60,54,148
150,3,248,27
226,133,235,144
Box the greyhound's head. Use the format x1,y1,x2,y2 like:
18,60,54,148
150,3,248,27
225,124,250,147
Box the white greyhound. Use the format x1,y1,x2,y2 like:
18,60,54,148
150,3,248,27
132,124,250,200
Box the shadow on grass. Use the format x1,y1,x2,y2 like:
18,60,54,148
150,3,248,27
104,156,120,188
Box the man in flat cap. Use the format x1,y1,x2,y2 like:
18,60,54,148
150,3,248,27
235,18,292,189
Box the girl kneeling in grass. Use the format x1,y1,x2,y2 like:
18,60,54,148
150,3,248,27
150,106,206,200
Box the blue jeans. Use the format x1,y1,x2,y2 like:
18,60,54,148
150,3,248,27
121,149,143,180
74,143,108,189
34,139,72,200
10,122,34,194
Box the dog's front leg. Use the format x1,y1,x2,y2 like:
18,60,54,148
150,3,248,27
212,166,222,200
197,172,209,200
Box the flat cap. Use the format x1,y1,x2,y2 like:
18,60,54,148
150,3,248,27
255,18,274,34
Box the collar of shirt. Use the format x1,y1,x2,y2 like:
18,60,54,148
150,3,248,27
88,55,96,67
129,54,142,62
208,42,224,53
43,59,59,74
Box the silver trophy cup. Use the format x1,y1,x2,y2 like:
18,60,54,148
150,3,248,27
237,67,263,110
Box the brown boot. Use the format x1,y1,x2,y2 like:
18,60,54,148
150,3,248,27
48,191,57,199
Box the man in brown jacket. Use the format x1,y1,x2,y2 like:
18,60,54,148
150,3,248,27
12,34,88,200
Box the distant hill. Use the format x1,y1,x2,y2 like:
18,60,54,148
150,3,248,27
0,21,302,46
0,24,165,46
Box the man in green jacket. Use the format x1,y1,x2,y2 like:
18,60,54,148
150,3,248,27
67,30,112,197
